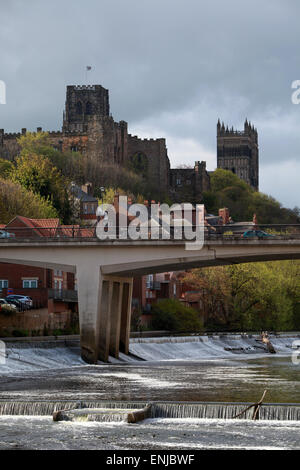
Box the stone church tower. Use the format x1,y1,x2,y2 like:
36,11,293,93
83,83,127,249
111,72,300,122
217,119,259,190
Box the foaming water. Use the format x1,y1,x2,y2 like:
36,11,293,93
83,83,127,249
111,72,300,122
1,400,300,422
130,334,299,361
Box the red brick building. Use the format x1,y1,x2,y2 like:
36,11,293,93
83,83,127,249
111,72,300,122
0,216,77,313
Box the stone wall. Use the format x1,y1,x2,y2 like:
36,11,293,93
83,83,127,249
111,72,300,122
0,308,76,336
127,135,170,193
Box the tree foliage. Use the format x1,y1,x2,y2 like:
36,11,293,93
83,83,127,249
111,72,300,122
151,299,203,333
0,177,58,223
182,260,300,331
10,134,72,223
0,158,14,179
203,169,300,223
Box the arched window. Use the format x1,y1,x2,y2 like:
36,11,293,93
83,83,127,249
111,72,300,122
86,101,93,115
76,101,83,114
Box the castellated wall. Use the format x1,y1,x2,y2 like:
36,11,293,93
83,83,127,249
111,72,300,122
0,85,211,201
0,129,24,161
127,134,170,191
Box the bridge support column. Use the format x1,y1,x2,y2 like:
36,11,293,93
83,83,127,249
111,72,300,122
119,279,133,355
109,282,123,359
76,263,102,364
76,263,133,363
99,276,133,361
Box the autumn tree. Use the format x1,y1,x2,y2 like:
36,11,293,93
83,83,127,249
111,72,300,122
11,152,71,223
0,178,58,223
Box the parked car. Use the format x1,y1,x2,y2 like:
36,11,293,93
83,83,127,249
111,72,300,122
4,298,24,311
242,230,274,239
5,295,33,308
0,298,17,310
0,230,15,239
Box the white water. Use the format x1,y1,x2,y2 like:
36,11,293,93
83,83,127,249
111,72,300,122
130,334,299,361
0,343,85,373
0,334,298,373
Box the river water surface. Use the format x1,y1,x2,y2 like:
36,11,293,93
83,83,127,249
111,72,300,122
0,334,299,449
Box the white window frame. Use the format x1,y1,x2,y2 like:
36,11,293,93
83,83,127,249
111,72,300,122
0,280,8,289
22,279,38,289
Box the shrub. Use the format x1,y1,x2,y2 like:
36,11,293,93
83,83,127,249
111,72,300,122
151,299,203,333
12,329,29,337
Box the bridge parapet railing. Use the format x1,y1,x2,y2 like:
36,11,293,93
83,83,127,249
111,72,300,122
0,224,300,241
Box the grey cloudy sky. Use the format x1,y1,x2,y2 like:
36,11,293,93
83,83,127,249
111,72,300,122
0,0,299,208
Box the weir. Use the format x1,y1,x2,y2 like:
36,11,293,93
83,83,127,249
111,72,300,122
1,400,300,421
0,237,299,363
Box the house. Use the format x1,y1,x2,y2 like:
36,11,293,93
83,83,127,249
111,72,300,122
0,216,78,312
69,182,98,225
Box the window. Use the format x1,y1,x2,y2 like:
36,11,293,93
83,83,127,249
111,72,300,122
54,270,63,277
54,280,63,290
0,280,8,289
176,178,181,186
173,283,177,297
146,274,153,289
71,145,78,152
86,101,93,115
22,279,38,289
76,101,83,114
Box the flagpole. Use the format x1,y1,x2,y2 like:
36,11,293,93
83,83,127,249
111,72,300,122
85,66,92,84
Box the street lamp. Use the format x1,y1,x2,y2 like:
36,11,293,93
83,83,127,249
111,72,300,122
100,187,105,204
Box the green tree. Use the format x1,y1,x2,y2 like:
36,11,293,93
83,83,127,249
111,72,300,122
151,299,203,333
0,177,58,223
203,169,300,224
181,261,299,332
11,153,71,223
0,158,14,179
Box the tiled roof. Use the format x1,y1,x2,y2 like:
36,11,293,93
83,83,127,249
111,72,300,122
70,184,98,203
6,216,60,237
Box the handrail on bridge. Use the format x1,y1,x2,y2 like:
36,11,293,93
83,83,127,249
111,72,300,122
0,224,300,241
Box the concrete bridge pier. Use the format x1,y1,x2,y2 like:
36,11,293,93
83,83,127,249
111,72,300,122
77,263,133,363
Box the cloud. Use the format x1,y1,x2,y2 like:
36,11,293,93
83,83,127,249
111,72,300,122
0,0,299,207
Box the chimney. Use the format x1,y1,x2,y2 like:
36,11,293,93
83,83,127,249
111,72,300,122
81,182,93,195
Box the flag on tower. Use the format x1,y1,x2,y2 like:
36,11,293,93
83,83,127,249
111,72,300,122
86,66,92,71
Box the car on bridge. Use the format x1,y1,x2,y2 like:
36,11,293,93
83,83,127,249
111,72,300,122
242,230,274,239
0,230,15,239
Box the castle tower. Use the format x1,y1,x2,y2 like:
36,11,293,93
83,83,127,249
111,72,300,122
217,119,259,190
63,85,110,133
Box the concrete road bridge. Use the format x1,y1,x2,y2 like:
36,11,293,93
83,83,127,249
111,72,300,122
0,230,300,363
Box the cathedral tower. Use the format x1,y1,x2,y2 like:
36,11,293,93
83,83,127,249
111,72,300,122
217,119,259,190
63,85,110,133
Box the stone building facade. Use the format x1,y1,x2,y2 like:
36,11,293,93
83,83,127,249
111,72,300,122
169,161,211,203
0,84,210,202
217,119,259,190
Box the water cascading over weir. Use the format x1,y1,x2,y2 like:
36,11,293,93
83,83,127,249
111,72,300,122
1,400,300,422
